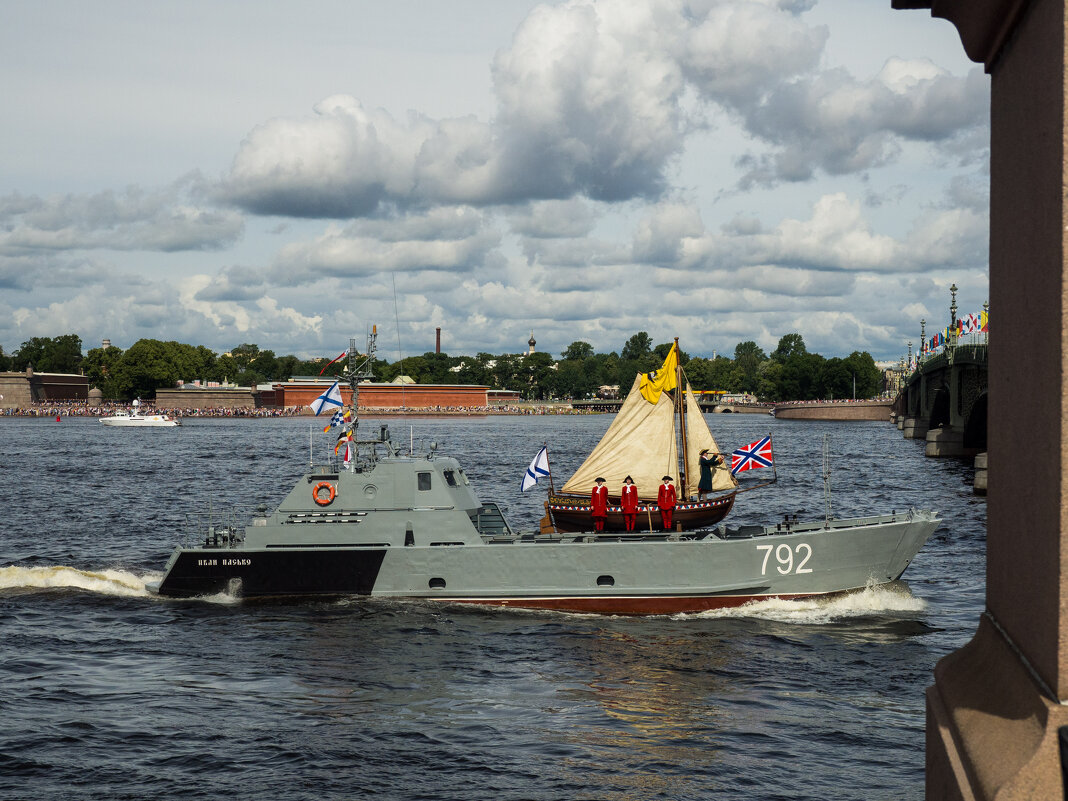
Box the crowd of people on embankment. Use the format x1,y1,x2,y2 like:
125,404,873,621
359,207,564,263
359,405,598,415
772,397,892,406
0,402,299,418
1,401,602,418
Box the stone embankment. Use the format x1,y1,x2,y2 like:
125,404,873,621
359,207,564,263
772,400,892,421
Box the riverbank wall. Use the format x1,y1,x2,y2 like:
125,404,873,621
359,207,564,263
772,401,892,421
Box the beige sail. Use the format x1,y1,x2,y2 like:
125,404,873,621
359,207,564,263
561,375,678,502
684,385,738,493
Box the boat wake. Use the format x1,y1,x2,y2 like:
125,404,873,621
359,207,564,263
684,580,926,623
0,565,161,598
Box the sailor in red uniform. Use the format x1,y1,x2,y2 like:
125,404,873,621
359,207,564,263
620,475,638,532
591,476,609,532
657,475,677,531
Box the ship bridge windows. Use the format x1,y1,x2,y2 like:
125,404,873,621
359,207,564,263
443,469,458,487
417,472,432,491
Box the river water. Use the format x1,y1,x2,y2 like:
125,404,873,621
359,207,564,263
0,413,985,801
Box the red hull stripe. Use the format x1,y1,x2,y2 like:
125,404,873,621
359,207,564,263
434,592,831,616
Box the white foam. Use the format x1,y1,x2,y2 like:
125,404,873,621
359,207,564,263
0,565,160,598
683,580,926,623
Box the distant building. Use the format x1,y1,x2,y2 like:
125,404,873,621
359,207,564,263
720,392,757,404
877,361,906,396
155,386,257,409
488,389,521,407
0,367,88,408
268,377,497,410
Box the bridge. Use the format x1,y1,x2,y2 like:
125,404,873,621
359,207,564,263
893,342,988,459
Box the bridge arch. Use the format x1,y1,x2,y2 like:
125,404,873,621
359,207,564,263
963,392,988,451
929,386,951,430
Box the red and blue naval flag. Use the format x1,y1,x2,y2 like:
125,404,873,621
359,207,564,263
730,436,774,477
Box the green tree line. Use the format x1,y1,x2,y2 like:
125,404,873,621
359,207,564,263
0,331,883,402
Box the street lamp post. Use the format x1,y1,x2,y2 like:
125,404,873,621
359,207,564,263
949,283,958,347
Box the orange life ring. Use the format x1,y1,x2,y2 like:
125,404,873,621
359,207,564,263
312,481,336,506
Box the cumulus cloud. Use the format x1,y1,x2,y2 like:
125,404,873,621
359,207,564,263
220,2,692,214
192,265,268,302
269,207,502,284
0,178,243,255
222,96,430,218
632,201,705,263
221,0,929,219
733,59,989,186
679,0,827,105
636,190,987,280
507,199,598,239
179,276,323,338
3,0,989,363
214,1,988,221
0,254,111,291
668,193,901,272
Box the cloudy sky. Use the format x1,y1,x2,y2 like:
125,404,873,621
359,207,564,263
1,0,988,363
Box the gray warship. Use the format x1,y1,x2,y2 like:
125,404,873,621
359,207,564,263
149,331,940,615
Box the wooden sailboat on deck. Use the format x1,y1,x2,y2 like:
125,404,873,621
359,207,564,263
541,339,738,533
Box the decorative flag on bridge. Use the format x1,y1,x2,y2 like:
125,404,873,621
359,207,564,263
521,446,550,492
639,344,679,404
959,313,981,335
309,381,343,416
731,436,774,477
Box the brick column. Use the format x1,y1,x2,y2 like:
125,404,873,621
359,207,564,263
894,1,1068,797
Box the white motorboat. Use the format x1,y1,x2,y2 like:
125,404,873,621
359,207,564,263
100,399,180,427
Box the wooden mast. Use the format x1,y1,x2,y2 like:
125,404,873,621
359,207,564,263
675,336,690,499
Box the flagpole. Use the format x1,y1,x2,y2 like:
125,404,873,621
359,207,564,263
543,442,556,495
543,443,559,533
675,338,690,499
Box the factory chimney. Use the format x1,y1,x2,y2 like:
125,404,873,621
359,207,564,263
436,328,441,354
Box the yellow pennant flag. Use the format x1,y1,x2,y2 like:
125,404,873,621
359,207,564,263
639,343,679,404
